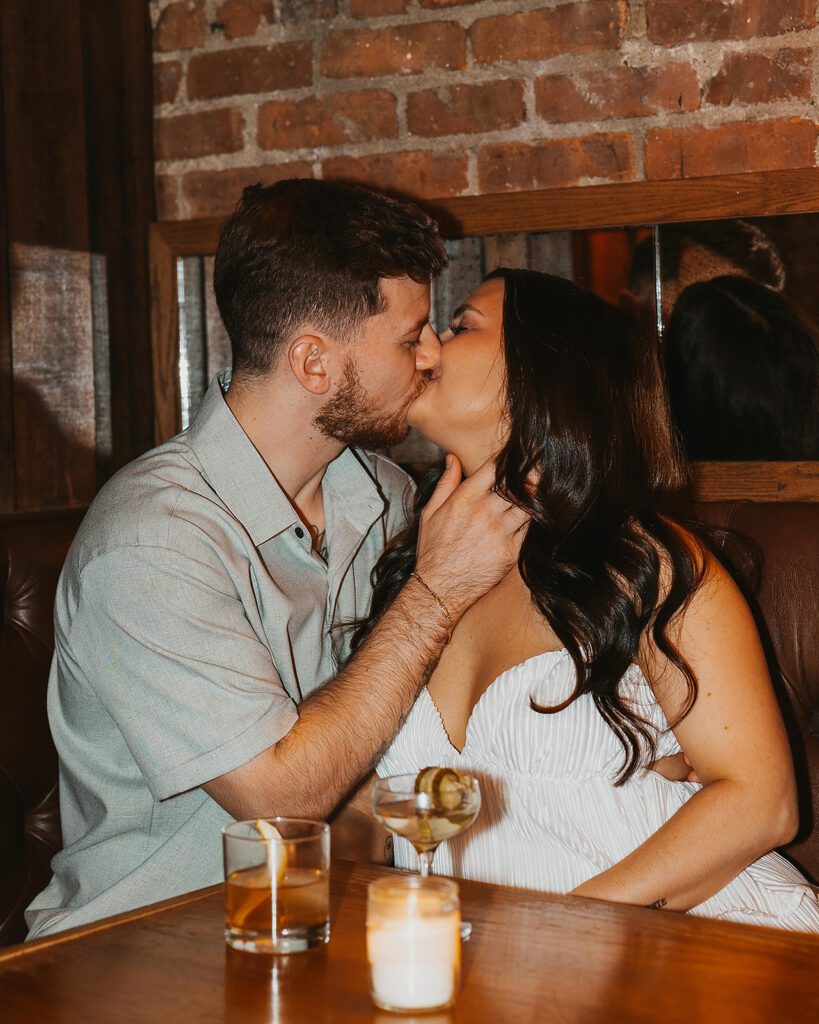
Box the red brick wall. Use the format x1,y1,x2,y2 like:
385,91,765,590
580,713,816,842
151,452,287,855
151,0,819,220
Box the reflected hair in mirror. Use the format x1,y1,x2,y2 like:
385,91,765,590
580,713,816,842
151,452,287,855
664,275,819,460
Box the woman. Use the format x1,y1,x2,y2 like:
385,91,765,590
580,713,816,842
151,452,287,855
356,268,819,930
664,275,819,461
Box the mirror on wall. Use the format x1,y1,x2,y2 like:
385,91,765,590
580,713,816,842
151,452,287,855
174,212,819,465
653,216,819,463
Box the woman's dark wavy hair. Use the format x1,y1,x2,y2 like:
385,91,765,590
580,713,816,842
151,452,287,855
353,268,708,784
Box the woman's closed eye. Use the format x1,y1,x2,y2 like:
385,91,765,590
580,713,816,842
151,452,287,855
442,321,467,342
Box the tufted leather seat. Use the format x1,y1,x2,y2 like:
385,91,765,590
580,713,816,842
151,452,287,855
0,501,816,948
0,508,86,945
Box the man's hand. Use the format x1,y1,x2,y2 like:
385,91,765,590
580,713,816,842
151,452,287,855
650,752,701,784
415,456,529,622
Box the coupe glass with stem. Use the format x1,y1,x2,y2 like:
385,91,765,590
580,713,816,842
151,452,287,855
372,770,481,939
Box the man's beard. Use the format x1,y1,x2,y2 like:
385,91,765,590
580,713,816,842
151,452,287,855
311,356,419,448
314,356,420,449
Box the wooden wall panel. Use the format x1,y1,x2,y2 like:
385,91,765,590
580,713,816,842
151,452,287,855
82,0,156,477
10,245,96,508
0,0,155,511
0,0,97,511
0,68,13,513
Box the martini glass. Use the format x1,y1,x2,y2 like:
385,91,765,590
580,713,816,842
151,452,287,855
372,770,481,940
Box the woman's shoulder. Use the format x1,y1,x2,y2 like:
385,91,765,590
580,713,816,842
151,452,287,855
643,514,739,606
637,516,758,700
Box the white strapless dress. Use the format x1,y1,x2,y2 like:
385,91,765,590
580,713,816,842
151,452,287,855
377,649,819,931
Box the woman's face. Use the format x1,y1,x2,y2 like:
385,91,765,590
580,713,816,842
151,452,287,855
408,276,508,474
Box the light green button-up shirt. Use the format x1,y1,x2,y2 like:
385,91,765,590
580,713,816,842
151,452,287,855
26,375,412,938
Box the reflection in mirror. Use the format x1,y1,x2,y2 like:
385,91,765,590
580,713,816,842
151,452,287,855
177,255,231,428
655,217,819,461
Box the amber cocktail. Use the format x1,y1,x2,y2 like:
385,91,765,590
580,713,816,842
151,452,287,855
222,817,330,954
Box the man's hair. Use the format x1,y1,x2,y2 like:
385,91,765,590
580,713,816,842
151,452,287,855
628,219,786,296
213,178,448,378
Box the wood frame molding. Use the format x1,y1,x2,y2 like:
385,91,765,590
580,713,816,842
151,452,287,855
150,167,819,500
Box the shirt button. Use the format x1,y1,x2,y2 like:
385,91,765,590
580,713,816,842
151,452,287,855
295,526,304,539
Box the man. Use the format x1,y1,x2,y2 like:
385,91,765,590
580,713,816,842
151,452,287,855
26,179,526,938
620,219,786,332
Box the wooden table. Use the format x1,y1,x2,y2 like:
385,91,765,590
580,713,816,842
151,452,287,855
1,861,817,1023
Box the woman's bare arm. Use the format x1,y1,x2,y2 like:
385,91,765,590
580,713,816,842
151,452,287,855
571,550,797,911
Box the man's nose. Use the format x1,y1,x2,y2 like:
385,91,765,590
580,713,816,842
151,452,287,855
415,322,442,373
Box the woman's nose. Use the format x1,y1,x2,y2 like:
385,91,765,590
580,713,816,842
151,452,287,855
415,322,442,372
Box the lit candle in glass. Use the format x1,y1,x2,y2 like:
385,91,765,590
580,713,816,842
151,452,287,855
367,876,460,1013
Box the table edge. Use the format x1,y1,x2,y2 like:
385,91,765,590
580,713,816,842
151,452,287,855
0,884,223,963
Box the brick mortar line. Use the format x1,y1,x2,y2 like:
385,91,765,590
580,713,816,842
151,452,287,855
157,109,818,176
153,28,819,115
155,100,818,176
158,91,817,144
154,81,816,127
157,0,641,52
153,7,819,58
155,28,819,67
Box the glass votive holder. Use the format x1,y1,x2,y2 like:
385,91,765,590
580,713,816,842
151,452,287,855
367,875,461,1014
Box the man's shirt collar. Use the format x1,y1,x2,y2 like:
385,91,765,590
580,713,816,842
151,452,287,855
187,374,384,547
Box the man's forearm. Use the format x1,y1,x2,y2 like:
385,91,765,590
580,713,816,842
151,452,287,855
204,456,528,821
204,578,448,820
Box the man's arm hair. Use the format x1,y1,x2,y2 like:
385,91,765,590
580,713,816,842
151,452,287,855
202,577,447,819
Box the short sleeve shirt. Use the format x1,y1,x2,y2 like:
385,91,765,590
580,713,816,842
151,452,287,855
25,374,413,938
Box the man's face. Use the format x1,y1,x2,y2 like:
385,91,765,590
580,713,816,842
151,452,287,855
315,276,441,449
621,243,747,334
660,244,744,319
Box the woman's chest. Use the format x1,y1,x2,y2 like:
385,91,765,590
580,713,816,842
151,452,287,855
426,579,561,752
387,652,671,781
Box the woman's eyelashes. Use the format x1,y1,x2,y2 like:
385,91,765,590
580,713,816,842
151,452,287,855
447,321,467,337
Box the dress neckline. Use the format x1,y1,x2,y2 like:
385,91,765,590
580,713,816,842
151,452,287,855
424,647,569,756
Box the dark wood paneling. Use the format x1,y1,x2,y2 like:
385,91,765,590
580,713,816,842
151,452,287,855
0,57,13,513
425,169,819,238
82,0,156,478
0,0,96,510
149,224,182,442
693,462,819,501
0,0,155,511
150,169,819,261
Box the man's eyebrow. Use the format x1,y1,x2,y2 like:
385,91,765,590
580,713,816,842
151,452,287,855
450,302,483,321
401,314,430,336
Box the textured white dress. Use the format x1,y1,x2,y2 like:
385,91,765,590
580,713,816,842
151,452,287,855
377,648,819,931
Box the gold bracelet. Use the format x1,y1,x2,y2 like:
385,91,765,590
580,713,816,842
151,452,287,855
410,571,453,645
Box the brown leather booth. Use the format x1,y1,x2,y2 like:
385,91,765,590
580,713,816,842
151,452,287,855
0,501,817,946
0,509,86,945
696,501,819,882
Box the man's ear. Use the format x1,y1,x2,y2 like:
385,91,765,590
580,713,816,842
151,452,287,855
287,334,335,396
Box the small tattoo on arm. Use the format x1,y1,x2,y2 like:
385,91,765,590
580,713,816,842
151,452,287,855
646,897,668,910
